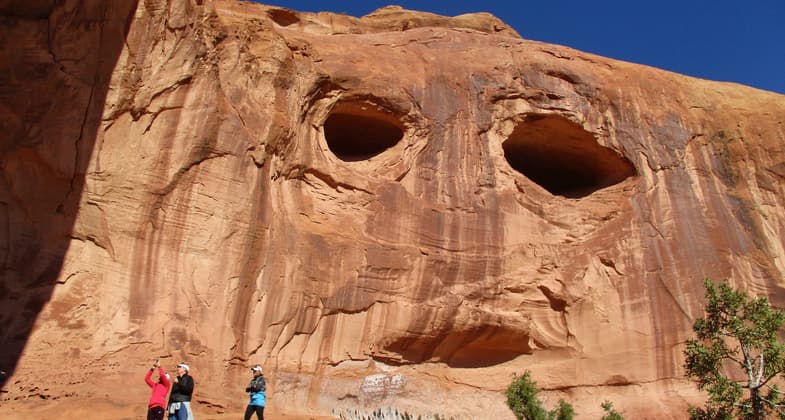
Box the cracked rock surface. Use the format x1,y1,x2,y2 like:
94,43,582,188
2,1,785,418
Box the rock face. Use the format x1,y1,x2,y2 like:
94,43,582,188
2,1,785,418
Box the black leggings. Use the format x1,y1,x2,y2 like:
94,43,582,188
244,405,265,420
147,406,165,420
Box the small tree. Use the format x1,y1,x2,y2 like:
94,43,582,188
505,371,574,420
600,401,623,420
684,278,785,419
553,400,575,420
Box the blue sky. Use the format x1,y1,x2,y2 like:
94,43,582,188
252,1,785,95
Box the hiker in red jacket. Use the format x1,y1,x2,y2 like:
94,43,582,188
145,359,171,420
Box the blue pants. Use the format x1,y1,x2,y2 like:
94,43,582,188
168,402,189,420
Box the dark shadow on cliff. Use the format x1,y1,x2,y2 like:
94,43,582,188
0,0,138,386
379,323,533,368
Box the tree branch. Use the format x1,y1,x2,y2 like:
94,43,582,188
756,353,765,387
741,343,755,386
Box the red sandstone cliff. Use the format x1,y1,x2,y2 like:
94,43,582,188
2,1,785,419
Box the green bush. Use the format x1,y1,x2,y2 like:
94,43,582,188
600,401,623,420
505,371,624,420
505,370,573,420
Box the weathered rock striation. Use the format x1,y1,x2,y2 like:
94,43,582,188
2,1,785,418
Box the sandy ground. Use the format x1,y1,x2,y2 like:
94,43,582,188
0,398,337,420
205,414,336,420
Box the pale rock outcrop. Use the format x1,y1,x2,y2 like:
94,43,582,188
1,1,785,419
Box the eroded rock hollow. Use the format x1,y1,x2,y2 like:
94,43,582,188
2,1,785,418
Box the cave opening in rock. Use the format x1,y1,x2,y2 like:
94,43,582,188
323,101,404,162
267,9,299,26
502,114,636,198
380,323,533,368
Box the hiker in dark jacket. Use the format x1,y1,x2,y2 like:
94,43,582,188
244,364,266,420
168,363,194,420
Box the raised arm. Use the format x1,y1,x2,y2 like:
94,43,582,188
158,367,170,387
145,368,155,388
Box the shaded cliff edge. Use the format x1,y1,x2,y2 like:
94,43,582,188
0,0,138,383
